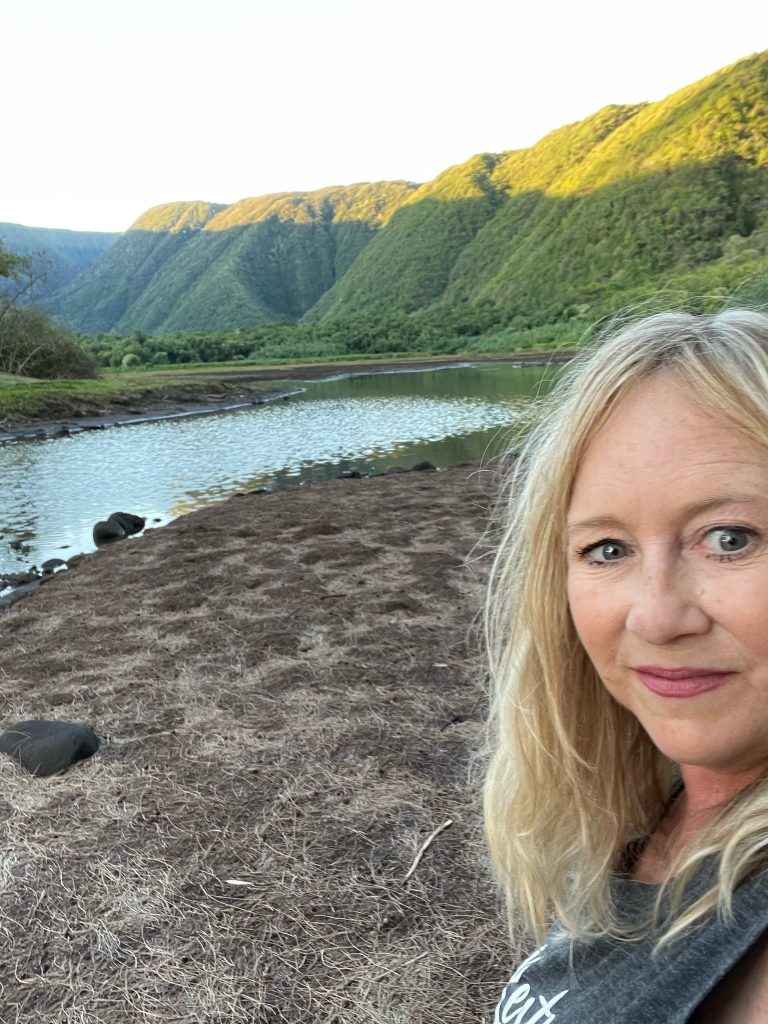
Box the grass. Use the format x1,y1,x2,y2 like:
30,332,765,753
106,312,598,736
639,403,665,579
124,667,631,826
0,372,40,387
0,374,284,427
0,464,513,1022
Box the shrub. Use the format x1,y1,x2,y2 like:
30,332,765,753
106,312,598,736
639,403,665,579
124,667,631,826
0,306,98,378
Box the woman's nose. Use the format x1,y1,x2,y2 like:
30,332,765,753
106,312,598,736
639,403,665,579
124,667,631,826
624,563,711,645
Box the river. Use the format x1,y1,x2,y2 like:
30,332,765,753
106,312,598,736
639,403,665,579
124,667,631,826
0,361,558,585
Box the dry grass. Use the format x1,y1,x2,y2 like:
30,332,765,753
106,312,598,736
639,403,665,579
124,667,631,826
0,464,514,1022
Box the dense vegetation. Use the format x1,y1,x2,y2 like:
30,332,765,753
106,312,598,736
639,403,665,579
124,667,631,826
46,184,418,334
0,242,98,379
77,306,586,370
315,54,768,324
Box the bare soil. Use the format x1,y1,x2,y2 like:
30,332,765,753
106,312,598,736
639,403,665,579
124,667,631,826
0,461,516,1023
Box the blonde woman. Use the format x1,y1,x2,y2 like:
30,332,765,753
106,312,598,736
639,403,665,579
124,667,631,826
486,310,768,1023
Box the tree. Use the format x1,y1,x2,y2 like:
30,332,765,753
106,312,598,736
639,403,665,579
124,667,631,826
0,243,49,313
0,238,97,378
0,242,26,280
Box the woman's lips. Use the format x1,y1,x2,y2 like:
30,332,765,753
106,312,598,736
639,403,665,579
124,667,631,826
633,666,735,698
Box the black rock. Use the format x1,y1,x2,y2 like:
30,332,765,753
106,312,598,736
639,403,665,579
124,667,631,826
0,719,100,776
41,558,67,574
93,518,125,543
338,470,362,479
2,570,40,587
109,511,146,534
93,511,146,545
411,461,436,472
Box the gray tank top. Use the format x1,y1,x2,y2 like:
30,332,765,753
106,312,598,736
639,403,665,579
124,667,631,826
493,865,768,1023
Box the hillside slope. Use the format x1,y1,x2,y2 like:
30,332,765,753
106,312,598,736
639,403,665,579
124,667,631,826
48,185,416,333
312,51,768,324
0,222,120,300
306,104,642,320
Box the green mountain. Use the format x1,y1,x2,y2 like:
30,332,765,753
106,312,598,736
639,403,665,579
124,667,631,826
48,185,416,333
311,52,768,324
46,50,768,337
306,104,643,320
0,222,120,301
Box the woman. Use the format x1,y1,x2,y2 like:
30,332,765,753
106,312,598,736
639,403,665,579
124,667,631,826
485,310,768,1022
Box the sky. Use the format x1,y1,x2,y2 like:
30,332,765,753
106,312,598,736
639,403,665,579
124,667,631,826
1,0,765,232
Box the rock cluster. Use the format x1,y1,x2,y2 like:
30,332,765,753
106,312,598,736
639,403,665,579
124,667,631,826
93,511,146,545
0,559,69,607
337,460,437,480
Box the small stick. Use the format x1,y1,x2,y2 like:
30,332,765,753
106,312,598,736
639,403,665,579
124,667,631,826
372,950,430,982
403,819,453,882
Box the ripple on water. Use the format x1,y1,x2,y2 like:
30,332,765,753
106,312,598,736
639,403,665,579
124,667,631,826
0,362,553,579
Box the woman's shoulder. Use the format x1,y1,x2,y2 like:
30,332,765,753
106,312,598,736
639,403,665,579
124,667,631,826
494,871,768,1024
687,927,768,1023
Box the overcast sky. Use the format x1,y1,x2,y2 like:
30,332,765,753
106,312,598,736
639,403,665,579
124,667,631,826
1,0,765,232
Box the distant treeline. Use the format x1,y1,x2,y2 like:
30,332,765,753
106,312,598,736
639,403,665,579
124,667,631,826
79,305,582,368
79,272,768,370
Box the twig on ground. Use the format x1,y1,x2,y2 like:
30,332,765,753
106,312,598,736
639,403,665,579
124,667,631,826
372,950,431,982
403,819,453,882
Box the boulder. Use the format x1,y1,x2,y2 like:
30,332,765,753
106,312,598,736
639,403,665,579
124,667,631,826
412,461,436,472
0,719,100,776
93,518,126,543
93,511,146,545
109,511,146,534
41,558,67,574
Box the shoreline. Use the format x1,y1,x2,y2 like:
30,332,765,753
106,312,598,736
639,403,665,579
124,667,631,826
0,459,454,608
0,350,573,442
0,382,300,443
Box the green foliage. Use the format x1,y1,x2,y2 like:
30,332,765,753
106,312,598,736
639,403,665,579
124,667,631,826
0,306,98,378
0,241,27,279
0,237,98,379
129,200,227,233
77,303,519,369
48,184,418,334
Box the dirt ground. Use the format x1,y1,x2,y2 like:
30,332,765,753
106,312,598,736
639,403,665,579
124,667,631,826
0,460,517,1023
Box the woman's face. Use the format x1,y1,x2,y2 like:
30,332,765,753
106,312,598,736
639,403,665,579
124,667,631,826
566,372,768,776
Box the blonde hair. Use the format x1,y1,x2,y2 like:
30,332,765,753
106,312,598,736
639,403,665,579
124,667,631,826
484,308,768,948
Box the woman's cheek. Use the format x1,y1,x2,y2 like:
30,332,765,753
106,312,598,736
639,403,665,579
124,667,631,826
568,575,625,678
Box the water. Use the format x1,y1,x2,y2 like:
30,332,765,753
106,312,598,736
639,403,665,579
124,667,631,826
0,362,557,582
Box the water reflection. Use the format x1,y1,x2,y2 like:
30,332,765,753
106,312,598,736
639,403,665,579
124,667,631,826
0,362,556,581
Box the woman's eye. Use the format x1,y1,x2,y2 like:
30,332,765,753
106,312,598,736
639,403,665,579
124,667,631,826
580,540,629,564
704,527,755,557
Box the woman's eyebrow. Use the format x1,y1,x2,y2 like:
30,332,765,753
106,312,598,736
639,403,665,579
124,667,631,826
566,514,624,534
566,494,764,534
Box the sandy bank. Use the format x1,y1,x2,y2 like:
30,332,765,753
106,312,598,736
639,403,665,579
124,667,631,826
0,461,515,1023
